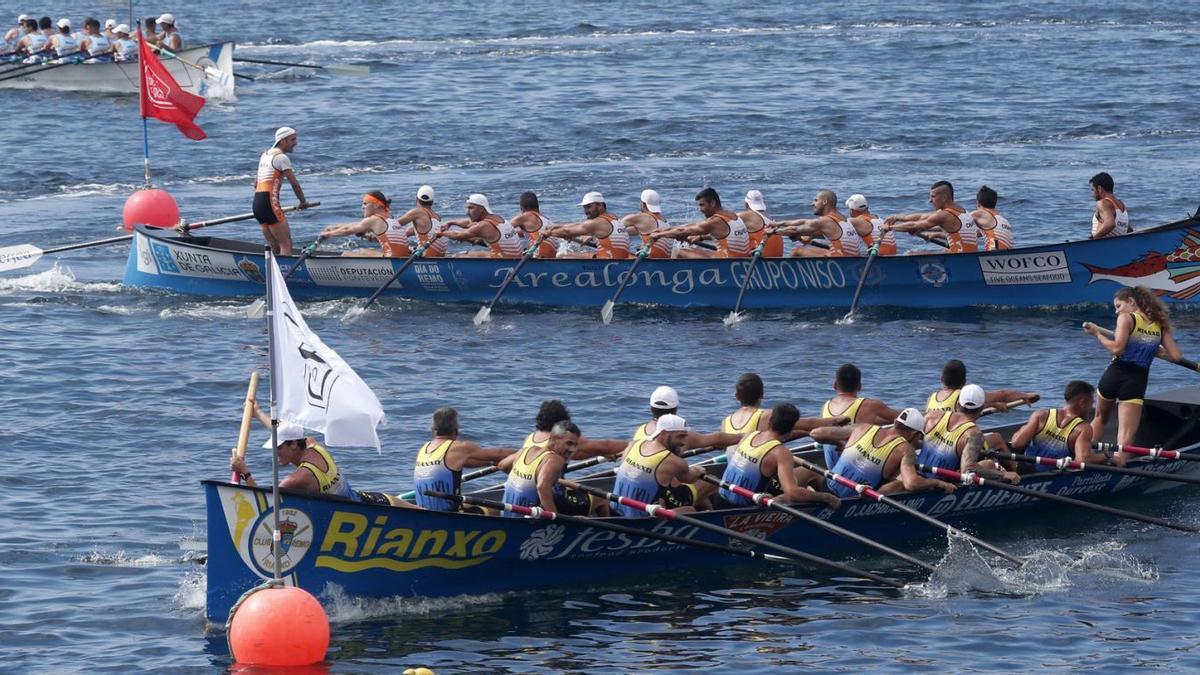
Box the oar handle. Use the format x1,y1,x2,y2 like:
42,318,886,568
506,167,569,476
179,202,319,235
232,372,260,483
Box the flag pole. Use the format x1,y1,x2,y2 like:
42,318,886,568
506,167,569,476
142,118,151,188
136,23,152,188
265,247,282,580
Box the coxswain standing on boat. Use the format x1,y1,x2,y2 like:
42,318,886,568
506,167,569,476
384,185,446,257
441,193,523,257
649,187,751,258
497,421,593,516
46,18,77,63
413,407,515,512
632,385,741,449
1084,286,1182,456
820,363,900,467
542,191,631,259
971,185,1014,251
925,359,1039,413
79,18,113,63
154,14,181,51
769,189,866,257
720,372,848,457
846,194,895,255
1009,380,1109,472
230,400,396,505
918,384,1020,483
253,127,312,255
620,189,673,258
1089,171,1130,239
883,181,977,253
613,414,716,516
812,408,957,497
739,190,784,257
112,24,137,62
318,190,404,257
719,403,842,509
510,191,559,258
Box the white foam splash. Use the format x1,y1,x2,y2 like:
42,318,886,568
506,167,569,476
94,304,140,315
79,550,174,568
160,298,354,321
320,583,505,623
0,264,123,294
174,569,207,611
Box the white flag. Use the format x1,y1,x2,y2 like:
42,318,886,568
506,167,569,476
267,252,387,449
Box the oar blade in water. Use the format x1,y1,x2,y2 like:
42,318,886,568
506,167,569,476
600,300,615,325
245,299,266,319
327,63,371,77
0,244,44,272
341,305,366,325
473,305,492,326
722,310,743,327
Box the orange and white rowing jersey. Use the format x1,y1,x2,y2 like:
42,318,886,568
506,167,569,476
593,213,631,259
376,218,409,257
523,211,559,257
746,210,785,257
713,213,751,258
1092,196,1130,238
484,214,523,257
858,213,897,255
408,205,447,257
254,147,291,196
977,207,1013,251
626,212,673,258
942,206,978,253
827,211,863,257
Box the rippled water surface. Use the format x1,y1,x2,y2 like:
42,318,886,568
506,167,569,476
3,1,1200,672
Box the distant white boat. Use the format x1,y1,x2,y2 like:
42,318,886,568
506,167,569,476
0,42,235,99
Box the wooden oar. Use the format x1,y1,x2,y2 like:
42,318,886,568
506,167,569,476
988,450,1200,486
342,233,447,323
795,456,1024,564
723,239,767,326
428,491,797,563
563,480,905,587
231,372,260,483
699,474,937,573
1083,323,1199,372
920,464,1200,533
0,204,317,274
473,238,542,326
841,241,881,323
246,236,326,318
1093,441,1200,462
601,245,650,324
233,56,370,77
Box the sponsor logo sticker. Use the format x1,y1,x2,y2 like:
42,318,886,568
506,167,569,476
979,251,1071,285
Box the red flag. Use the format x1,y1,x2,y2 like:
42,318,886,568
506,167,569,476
137,30,206,140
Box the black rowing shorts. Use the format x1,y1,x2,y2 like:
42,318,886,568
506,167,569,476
554,487,594,516
357,491,392,506
659,484,699,509
1098,359,1150,405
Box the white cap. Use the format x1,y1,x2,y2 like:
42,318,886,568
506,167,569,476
114,23,130,34
466,193,493,213
18,14,29,22
896,408,926,433
649,385,679,410
262,424,307,448
960,384,986,410
655,414,689,433
417,185,435,203
156,13,175,26
104,19,116,29
273,126,297,145
640,189,662,213
578,191,605,207
846,194,869,212
745,190,767,212
56,18,70,29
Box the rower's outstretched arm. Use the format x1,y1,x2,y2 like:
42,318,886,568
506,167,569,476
984,390,1040,410
774,446,840,508
862,400,900,425
961,431,1019,483
789,415,849,439
1162,327,1183,362
890,447,956,494
320,217,373,239
650,218,715,241
688,430,741,449
808,425,853,445
458,442,517,468
1007,410,1045,452
441,222,491,242
575,437,626,460
544,221,596,240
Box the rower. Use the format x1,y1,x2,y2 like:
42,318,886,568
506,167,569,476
739,190,784,257
1089,171,1130,239
542,191,631,259
155,13,182,51
718,403,842,509
812,408,957,497
620,189,673,258
883,181,978,253
917,384,1020,483
612,414,716,516
634,385,740,449
318,190,404,257
142,17,159,45
649,187,750,258
230,399,395,505
770,190,865,257
413,407,515,512
46,18,78,63
498,421,596,516
252,127,312,255
1009,380,1106,472
103,19,117,42
971,185,1013,251
721,373,848,457
440,193,523,257
18,18,48,63
819,363,900,467
509,191,559,258
845,194,895,255
111,24,136,61
79,18,113,63
387,185,446,257
1084,286,1182,456
2,14,27,52
925,359,1039,413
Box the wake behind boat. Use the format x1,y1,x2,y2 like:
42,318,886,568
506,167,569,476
0,42,234,98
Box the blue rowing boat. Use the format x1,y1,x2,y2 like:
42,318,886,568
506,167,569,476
128,213,1200,310
203,386,1200,623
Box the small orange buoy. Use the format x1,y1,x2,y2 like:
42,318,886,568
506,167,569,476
122,188,180,231
228,586,329,667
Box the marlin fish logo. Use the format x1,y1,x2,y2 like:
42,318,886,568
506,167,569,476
1084,230,1200,300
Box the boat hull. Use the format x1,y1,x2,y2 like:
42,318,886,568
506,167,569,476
0,43,234,98
128,216,1200,309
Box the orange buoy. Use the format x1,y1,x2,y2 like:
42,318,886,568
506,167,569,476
121,188,180,231
228,586,329,666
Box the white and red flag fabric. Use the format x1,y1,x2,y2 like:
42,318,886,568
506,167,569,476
137,30,206,140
